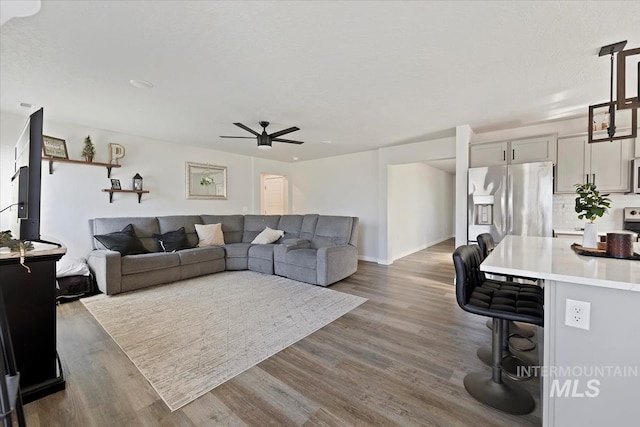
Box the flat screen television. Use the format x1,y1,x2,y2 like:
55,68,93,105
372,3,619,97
10,108,45,242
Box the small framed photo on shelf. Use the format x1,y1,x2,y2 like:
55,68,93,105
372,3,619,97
42,135,68,159
110,179,121,190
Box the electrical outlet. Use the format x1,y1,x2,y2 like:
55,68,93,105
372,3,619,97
565,299,591,330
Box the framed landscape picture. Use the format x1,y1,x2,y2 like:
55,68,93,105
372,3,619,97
42,135,68,159
186,162,227,200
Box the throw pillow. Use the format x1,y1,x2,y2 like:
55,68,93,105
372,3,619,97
93,224,148,256
195,223,225,247
251,227,284,244
153,227,191,252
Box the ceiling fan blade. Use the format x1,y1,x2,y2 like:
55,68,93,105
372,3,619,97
272,138,304,145
219,136,256,139
269,126,300,138
234,122,260,136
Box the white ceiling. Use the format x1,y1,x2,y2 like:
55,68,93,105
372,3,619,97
1,1,639,162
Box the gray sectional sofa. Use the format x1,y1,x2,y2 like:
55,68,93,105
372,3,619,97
87,214,359,295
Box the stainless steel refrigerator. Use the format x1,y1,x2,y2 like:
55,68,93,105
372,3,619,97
467,161,553,243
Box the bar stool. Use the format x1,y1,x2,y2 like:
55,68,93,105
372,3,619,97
0,288,26,427
453,245,544,415
477,233,536,345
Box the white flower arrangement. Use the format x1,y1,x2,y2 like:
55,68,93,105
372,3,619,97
200,171,214,186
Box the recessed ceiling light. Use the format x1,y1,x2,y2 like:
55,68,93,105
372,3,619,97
129,79,154,89
292,157,299,161
322,140,333,144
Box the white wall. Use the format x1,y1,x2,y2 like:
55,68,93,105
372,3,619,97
378,137,456,263
0,112,289,259
289,150,379,261
388,163,454,261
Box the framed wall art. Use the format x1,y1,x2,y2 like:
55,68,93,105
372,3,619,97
42,135,68,159
185,162,227,200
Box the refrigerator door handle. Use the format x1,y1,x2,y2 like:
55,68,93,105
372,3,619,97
508,172,514,234
586,174,589,184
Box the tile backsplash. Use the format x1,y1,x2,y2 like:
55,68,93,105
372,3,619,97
553,193,640,232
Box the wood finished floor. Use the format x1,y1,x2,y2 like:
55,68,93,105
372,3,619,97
24,239,541,426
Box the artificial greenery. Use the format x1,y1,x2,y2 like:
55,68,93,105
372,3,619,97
81,135,95,159
574,183,611,223
0,230,34,251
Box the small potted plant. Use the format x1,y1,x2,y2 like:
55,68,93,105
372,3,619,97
82,135,96,162
574,183,611,248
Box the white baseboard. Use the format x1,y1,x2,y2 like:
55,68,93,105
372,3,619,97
389,235,454,263
358,255,379,263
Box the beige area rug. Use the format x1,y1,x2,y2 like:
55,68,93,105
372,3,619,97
81,271,366,411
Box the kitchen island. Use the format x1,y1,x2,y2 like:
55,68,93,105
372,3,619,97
481,235,640,426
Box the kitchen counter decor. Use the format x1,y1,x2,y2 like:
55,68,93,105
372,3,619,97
570,242,640,261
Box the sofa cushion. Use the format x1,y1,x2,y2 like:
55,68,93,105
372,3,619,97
286,248,318,269
277,215,304,239
251,227,284,244
248,244,277,261
195,223,225,246
201,215,244,243
178,246,225,266
300,214,320,240
153,227,192,252
91,217,159,252
121,252,180,275
93,224,149,256
223,243,252,258
157,215,202,248
310,216,353,249
242,215,281,243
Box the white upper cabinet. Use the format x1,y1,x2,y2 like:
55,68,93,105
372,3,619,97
510,135,557,165
469,134,557,168
555,136,634,193
469,141,508,167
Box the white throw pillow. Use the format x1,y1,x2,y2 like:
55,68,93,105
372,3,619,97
195,223,225,247
251,227,284,244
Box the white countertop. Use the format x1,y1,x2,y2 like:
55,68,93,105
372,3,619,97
480,235,640,292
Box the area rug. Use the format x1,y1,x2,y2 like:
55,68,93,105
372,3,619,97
81,271,366,411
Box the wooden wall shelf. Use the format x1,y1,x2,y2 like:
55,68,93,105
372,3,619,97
101,189,149,203
42,157,121,178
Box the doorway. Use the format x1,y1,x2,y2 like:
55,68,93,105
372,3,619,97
260,174,289,215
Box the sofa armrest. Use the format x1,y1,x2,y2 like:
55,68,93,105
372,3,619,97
87,250,122,295
317,245,358,286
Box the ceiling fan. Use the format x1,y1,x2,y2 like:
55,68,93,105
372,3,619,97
220,121,304,150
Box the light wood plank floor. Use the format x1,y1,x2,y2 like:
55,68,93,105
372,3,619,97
24,239,541,426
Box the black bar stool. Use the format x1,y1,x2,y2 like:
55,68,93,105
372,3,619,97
477,233,536,344
453,244,543,415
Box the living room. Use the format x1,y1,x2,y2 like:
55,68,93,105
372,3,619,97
1,1,639,426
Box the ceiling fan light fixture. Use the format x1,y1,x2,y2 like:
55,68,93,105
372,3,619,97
257,144,272,150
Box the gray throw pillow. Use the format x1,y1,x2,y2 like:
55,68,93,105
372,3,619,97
93,224,148,256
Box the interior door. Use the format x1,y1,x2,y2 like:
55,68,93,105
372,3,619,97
263,176,286,215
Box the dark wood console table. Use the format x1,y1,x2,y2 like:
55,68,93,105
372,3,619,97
0,244,66,403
